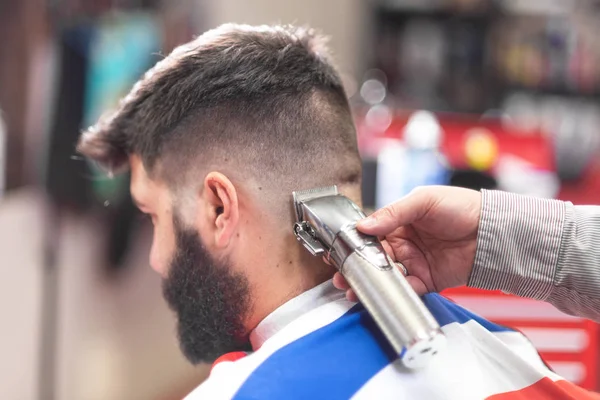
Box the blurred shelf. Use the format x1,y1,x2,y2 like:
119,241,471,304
375,4,495,21
369,0,600,118
503,83,600,99
375,0,596,17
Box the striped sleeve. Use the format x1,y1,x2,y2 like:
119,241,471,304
468,189,600,322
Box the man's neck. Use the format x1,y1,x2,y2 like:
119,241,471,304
242,234,336,339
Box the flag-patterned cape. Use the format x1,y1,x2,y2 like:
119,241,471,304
186,281,598,399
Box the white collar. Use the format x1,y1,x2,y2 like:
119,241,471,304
249,279,344,350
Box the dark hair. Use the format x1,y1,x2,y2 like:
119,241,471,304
78,23,361,195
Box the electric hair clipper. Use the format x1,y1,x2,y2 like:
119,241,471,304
292,186,445,368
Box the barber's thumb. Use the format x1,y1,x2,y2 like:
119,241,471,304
357,207,401,235
358,193,425,235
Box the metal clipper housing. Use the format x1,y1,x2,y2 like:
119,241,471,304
292,185,446,368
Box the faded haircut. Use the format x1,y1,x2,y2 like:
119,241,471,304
77,23,362,201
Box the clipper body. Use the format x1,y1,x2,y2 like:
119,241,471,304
293,186,445,368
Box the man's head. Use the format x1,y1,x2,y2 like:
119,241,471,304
78,24,362,364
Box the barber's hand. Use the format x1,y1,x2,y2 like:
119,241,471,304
333,186,482,302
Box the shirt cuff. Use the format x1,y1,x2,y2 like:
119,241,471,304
467,190,566,301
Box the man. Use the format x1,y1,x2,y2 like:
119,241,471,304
78,24,597,399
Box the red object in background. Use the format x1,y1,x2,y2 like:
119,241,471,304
358,111,554,171
558,160,600,204
211,351,248,372
357,110,600,205
443,287,598,391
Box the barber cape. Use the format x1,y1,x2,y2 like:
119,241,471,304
186,280,598,399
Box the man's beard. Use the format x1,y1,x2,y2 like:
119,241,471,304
162,217,252,364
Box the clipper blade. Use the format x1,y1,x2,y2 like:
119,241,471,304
292,185,338,222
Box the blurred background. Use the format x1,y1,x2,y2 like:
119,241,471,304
2,0,600,399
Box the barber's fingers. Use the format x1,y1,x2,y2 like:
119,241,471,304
346,289,359,303
406,275,428,296
333,271,350,290
380,239,396,261
387,234,436,293
357,188,435,236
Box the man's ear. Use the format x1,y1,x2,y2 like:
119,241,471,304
202,172,239,248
